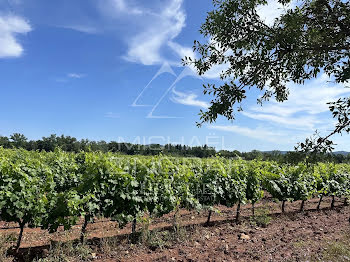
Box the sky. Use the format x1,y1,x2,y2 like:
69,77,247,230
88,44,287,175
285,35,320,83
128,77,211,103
0,0,349,152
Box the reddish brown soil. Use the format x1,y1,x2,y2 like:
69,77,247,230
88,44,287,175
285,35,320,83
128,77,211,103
1,196,349,261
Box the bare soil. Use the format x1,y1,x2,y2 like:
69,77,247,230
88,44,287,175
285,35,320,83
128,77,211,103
1,196,349,261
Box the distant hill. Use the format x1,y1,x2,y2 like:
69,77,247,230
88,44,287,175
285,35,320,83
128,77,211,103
333,151,350,156
263,150,350,156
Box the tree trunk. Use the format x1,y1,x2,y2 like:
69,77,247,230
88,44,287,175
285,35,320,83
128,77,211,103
317,194,323,210
206,210,212,225
132,218,137,234
300,200,305,212
80,215,89,243
331,195,335,209
282,200,286,213
236,202,241,223
16,221,25,252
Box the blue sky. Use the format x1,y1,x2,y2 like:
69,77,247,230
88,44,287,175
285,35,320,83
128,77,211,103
0,0,349,152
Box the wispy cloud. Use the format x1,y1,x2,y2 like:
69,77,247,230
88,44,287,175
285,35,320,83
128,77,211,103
0,14,32,58
171,88,209,108
104,112,120,119
122,0,186,65
241,112,321,131
243,74,350,130
206,74,350,146
104,0,143,15
68,73,86,79
55,73,86,83
168,40,230,79
229,73,350,147
60,25,98,34
208,125,286,143
208,124,309,144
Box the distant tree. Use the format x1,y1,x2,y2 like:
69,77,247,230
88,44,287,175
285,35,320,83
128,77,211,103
284,151,307,165
0,136,10,148
185,0,350,154
10,133,28,148
243,150,264,161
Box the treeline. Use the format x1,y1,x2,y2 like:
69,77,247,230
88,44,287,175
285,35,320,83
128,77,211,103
0,133,349,163
0,133,216,157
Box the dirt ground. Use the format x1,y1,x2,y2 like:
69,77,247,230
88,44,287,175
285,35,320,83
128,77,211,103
1,196,349,262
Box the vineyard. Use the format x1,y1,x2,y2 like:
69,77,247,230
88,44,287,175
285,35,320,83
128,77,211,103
0,148,350,256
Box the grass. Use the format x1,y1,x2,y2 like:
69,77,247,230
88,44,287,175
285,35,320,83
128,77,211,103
0,233,16,262
250,207,272,228
139,221,191,251
294,232,350,262
315,234,350,262
33,241,93,262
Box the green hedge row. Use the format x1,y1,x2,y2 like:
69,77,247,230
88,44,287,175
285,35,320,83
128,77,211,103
0,148,349,250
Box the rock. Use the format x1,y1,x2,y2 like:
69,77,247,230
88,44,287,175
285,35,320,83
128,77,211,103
91,253,97,259
224,244,229,254
239,233,250,240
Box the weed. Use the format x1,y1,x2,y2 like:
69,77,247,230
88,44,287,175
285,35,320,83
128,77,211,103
34,241,93,262
99,236,122,254
0,233,16,262
250,207,271,228
316,236,350,262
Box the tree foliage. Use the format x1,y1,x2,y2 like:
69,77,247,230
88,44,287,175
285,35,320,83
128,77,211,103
184,0,350,152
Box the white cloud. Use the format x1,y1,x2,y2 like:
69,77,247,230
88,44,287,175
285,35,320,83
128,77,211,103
98,0,227,79
67,73,86,79
208,125,289,143
257,0,293,26
168,41,193,64
0,14,32,58
242,112,321,131
207,74,350,147
102,0,143,16
171,88,209,108
208,124,310,145
248,74,350,117
239,74,350,142
123,0,186,65
168,40,230,79
6,0,22,5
